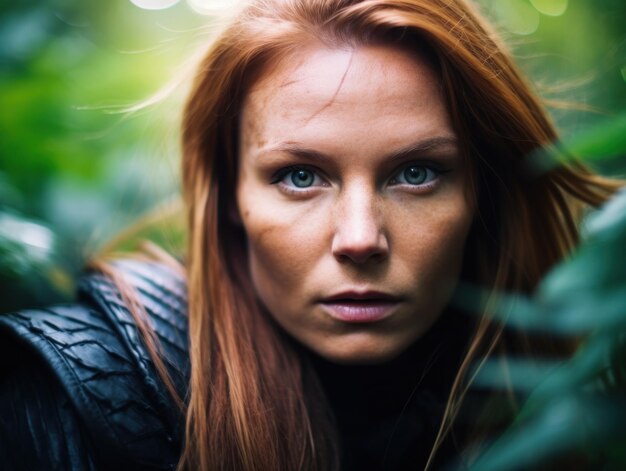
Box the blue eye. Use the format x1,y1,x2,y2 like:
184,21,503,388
290,169,315,188
273,167,324,190
391,165,438,186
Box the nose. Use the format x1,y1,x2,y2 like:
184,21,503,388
331,185,389,264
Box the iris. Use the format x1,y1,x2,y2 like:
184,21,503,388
291,169,315,187
403,166,428,185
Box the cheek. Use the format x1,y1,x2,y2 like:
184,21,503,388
241,209,326,310
393,192,473,288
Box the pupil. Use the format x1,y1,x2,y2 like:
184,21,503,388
405,166,426,184
292,170,313,187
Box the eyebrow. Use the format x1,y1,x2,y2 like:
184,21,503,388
258,136,459,162
385,136,460,162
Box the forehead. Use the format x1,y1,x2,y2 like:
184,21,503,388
240,42,453,158
252,42,435,98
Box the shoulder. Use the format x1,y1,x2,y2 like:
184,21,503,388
78,258,189,395
0,259,189,471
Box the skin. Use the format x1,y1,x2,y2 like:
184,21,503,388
236,42,474,364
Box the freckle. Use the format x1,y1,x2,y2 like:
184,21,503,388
257,224,279,245
242,106,267,149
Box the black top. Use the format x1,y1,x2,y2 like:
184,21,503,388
0,260,472,470
308,307,471,471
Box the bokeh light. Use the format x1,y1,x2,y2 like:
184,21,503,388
186,0,241,15
130,0,181,10
530,0,569,17
493,0,540,35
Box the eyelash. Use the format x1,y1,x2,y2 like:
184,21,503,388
271,166,327,194
271,163,449,193
388,164,449,189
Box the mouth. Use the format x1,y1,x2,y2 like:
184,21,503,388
320,291,402,323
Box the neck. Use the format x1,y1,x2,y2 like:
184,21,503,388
302,309,473,470
307,308,471,417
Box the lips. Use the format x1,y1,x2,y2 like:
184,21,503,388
320,291,402,323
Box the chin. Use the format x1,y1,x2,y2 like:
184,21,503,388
312,334,415,365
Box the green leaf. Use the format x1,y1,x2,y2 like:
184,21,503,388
0,210,78,314
564,114,626,161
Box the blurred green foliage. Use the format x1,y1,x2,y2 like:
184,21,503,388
0,0,204,307
0,1,625,467
477,0,626,135
452,114,626,469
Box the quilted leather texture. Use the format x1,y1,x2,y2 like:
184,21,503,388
1,328,100,470
0,260,189,470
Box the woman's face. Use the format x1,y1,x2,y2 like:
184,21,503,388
236,43,474,364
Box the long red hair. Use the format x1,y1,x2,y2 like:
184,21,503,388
176,0,619,469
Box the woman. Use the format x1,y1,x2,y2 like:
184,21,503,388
0,0,619,469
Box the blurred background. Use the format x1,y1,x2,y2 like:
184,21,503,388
1,2,626,468
0,0,625,309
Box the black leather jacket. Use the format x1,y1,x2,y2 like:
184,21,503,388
0,260,478,471
0,260,189,471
